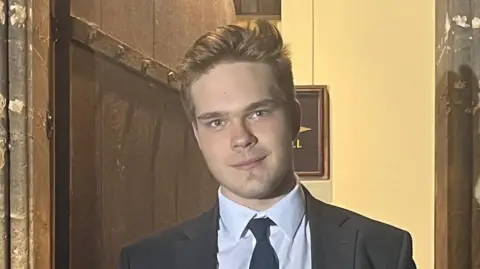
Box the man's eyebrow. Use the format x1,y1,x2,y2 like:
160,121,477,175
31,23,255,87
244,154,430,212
244,99,278,111
197,111,227,121
196,99,279,121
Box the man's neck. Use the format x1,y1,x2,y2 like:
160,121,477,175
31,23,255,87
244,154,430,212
220,174,298,212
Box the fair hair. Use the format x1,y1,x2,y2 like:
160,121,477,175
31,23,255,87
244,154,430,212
175,19,295,121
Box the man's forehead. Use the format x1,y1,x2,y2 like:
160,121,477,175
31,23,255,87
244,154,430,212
194,94,276,115
192,61,275,91
189,61,282,117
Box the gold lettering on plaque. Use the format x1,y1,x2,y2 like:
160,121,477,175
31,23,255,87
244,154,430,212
293,139,303,148
293,126,312,149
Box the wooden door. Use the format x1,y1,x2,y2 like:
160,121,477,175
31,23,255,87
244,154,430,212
69,42,218,269
53,1,236,269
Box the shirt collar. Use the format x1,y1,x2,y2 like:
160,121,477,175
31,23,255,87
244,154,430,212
218,183,305,241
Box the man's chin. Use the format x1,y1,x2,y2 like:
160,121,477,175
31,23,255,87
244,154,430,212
238,182,278,199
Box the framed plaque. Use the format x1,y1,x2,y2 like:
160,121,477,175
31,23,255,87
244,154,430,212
293,85,330,179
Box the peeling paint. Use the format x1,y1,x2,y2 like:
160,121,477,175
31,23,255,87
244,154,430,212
452,15,470,28
436,12,452,66
0,1,5,25
475,174,480,205
8,99,25,113
474,93,480,133
454,79,467,89
473,17,480,29
445,13,451,40
0,93,5,119
9,4,26,27
436,46,450,66
0,139,5,170
9,212,26,220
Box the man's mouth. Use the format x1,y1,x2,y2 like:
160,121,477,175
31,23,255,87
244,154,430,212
231,156,266,170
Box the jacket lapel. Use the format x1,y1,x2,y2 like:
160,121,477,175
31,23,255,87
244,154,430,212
172,186,359,269
174,203,219,269
303,186,358,269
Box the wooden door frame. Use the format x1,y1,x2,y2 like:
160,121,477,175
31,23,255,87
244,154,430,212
0,0,56,267
51,0,71,267
434,3,478,269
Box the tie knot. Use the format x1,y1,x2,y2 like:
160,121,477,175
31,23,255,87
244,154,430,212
248,218,274,241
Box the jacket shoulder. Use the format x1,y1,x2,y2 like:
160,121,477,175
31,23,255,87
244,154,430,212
118,211,210,269
319,201,414,267
338,204,409,238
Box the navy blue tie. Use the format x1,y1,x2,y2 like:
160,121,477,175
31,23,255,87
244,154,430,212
248,218,279,269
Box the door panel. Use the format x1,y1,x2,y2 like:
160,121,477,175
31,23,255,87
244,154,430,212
70,40,217,269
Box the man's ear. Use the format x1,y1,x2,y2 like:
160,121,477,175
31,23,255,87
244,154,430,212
291,99,301,140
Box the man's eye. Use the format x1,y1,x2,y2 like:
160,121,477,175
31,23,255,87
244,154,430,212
250,110,269,119
208,119,224,128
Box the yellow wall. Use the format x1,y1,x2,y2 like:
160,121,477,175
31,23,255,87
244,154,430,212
281,1,435,269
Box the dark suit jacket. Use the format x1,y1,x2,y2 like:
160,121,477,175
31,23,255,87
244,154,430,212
119,186,416,269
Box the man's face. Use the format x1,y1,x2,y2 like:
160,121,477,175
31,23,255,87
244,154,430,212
190,61,300,200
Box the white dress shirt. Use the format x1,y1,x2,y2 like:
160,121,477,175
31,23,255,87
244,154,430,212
217,184,312,269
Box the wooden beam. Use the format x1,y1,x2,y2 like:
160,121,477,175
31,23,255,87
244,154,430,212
70,16,180,91
0,0,9,267
29,0,53,267
435,0,478,267
470,1,480,266
0,0,54,268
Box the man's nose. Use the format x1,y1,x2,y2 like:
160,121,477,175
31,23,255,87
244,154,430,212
230,120,257,151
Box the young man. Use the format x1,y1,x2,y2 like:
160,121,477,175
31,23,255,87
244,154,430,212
119,20,416,269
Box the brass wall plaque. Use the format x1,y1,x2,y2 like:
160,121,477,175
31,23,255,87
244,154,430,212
294,85,330,179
